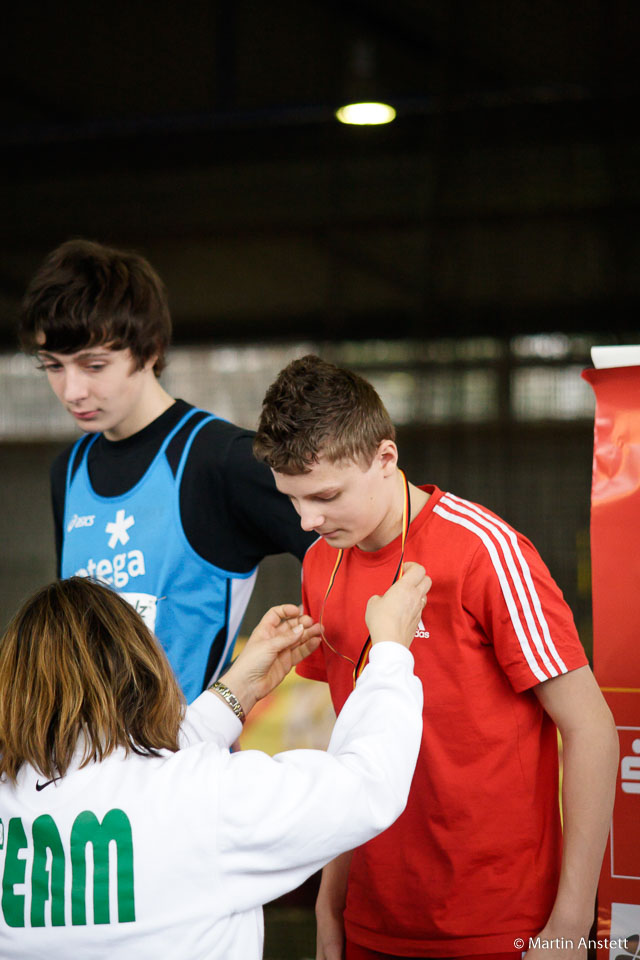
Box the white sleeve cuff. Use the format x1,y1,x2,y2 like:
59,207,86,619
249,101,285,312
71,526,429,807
365,641,415,669
179,690,243,748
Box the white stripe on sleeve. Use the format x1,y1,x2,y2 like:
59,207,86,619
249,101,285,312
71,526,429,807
434,500,558,683
443,493,568,674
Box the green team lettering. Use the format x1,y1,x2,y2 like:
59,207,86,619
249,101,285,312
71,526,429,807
32,815,65,926
2,818,28,927
71,809,135,924
0,809,135,927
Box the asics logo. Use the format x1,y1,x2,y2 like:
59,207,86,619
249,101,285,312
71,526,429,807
66,513,95,532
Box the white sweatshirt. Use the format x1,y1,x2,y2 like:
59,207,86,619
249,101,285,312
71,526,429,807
0,642,422,960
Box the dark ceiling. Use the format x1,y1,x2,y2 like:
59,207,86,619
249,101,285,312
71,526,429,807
2,0,640,349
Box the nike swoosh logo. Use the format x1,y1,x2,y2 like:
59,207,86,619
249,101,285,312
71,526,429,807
35,776,61,791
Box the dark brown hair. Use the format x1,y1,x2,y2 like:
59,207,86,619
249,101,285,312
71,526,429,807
0,578,184,783
254,354,395,474
19,239,172,375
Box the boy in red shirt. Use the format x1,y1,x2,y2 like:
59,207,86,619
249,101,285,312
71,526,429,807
253,354,618,960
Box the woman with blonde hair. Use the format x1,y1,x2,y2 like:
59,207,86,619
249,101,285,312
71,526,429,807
0,566,428,960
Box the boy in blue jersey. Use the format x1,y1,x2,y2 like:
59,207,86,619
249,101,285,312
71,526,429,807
19,238,313,701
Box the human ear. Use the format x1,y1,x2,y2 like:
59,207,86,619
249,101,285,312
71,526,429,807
376,439,399,476
142,353,159,374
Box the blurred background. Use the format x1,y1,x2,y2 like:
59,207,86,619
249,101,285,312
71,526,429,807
1,2,639,955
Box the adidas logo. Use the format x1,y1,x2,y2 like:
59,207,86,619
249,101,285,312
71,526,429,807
415,617,430,639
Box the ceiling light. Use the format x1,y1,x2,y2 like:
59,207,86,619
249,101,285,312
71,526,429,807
335,101,397,126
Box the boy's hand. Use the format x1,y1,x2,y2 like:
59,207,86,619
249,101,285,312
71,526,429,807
218,604,322,718
365,562,431,648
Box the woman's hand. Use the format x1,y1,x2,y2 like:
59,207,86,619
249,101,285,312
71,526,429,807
365,562,431,648
218,604,322,718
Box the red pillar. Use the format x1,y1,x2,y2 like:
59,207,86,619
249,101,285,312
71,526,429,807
583,365,640,959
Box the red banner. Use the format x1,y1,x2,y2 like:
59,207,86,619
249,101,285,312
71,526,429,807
582,365,640,959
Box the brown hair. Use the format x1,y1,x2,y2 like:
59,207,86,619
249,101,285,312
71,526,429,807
19,238,172,375
254,354,395,474
0,578,184,783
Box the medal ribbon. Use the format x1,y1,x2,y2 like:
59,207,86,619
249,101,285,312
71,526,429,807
318,469,412,689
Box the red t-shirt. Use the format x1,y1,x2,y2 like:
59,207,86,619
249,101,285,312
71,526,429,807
299,485,588,957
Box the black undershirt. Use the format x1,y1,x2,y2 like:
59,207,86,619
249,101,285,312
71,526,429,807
51,399,313,575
